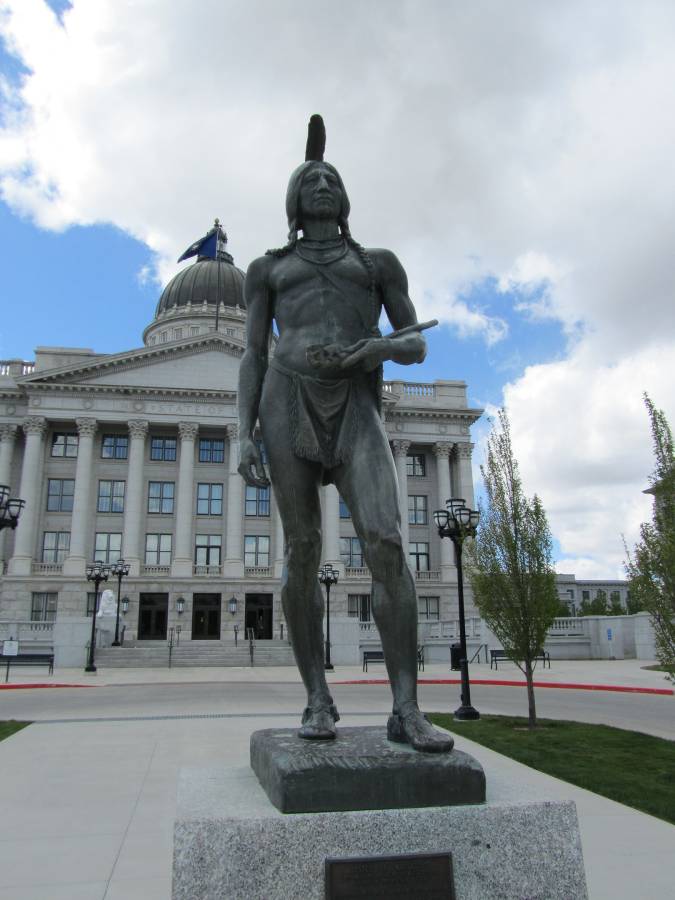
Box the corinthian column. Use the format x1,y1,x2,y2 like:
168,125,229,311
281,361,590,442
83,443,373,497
63,418,97,576
8,417,47,575
322,484,341,569
223,424,244,577
455,442,476,509
391,440,411,552
0,424,18,486
171,422,198,577
273,502,285,577
434,442,455,577
0,425,19,567
122,420,148,576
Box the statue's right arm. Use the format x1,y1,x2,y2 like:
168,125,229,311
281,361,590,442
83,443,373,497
237,256,274,487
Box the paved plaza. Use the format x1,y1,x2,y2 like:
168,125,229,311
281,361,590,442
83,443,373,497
0,660,673,899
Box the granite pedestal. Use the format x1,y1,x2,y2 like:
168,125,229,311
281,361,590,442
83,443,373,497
173,760,588,900
250,726,486,812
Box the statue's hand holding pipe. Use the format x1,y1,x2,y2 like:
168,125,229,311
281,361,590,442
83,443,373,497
237,438,270,487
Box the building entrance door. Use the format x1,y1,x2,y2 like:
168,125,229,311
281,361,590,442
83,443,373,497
138,593,168,640
192,594,221,640
245,593,273,639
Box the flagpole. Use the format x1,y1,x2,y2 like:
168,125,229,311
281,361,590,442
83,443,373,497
215,217,221,334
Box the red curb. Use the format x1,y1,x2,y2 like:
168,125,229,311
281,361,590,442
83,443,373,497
334,678,674,696
0,683,95,690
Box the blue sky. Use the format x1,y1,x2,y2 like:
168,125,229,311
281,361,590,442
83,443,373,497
0,195,568,415
1,1,674,578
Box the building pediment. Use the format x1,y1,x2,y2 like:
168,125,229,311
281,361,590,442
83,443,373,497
16,335,243,395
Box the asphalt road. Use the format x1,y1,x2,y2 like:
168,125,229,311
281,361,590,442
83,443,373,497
2,680,673,739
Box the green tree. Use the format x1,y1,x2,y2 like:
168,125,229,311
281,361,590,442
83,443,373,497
625,591,642,615
592,588,609,615
609,592,624,616
468,409,559,727
625,395,675,681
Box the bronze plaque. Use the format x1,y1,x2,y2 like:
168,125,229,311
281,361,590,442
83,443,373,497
325,851,455,900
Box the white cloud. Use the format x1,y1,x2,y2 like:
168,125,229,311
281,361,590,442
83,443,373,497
504,344,674,577
1,0,675,575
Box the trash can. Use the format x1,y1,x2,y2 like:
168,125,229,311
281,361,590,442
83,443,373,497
450,643,462,671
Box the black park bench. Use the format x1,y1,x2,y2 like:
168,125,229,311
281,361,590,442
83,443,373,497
490,648,550,671
2,653,55,683
363,648,425,673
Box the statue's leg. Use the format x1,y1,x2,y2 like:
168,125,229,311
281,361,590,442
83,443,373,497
334,408,452,753
260,373,338,739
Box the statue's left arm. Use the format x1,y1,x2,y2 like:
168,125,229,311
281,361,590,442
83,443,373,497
339,249,426,371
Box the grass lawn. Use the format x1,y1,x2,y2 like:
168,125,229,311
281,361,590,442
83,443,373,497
0,721,30,743
642,664,673,675
429,713,675,826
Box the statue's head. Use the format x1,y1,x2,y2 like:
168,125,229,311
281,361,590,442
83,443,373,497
285,115,351,240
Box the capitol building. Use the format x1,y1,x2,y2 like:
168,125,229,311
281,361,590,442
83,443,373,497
0,229,483,665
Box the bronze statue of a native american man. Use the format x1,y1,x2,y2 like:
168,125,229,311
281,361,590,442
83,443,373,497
238,115,452,752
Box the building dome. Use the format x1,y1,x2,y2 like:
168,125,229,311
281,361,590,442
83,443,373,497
155,253,245,318
143,221,247,347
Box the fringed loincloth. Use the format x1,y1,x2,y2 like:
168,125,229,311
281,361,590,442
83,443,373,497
270,358,361,478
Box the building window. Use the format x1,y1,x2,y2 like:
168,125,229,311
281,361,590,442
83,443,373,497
199,438,225,463
409,541,430,572
98,480,125,513
408,495,428,525
582,590,590,601
148,481,174,514
197,483,223,515
86,592,97,616
195,534,222,566
610,590,621,605
339,496,351,519
160,332,168,343
94,532,122,564
42,531,70,563
51,433,78,458
150,436,177,461
255,439,268,464
174,328,183,340
348,594,371,622
418,596,440,621
245,485,270,516
145,533,172,565
46,478,74,512
190,326,199,336
340,537,364,569
31,592,57,622
101,434,129,459
406,454,426,477
244,535,270,567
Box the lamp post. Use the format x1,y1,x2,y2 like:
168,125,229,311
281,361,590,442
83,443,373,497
0,484,25,532
318,563,339,671
110,558,130,647
434,498,480,720
85,561,110,672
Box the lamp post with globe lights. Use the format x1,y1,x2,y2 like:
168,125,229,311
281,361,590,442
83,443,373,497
85,561,110,672
110,559,130,647
318,563,339,671
0,484,25,532
434,498,481,720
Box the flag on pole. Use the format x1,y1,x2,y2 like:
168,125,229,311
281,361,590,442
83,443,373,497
177,220,227,262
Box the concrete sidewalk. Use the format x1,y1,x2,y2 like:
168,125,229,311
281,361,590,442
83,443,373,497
2,657,672,692
0,706,673,900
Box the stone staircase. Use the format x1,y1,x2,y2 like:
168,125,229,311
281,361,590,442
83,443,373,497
96,639,295,668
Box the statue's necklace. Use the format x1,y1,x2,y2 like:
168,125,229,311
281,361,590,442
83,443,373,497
295,237,349,266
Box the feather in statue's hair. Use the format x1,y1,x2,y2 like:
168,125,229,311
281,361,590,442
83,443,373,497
305,114,326,162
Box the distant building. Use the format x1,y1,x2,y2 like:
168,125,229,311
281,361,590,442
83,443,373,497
555,573,630,616
0,227,483,661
